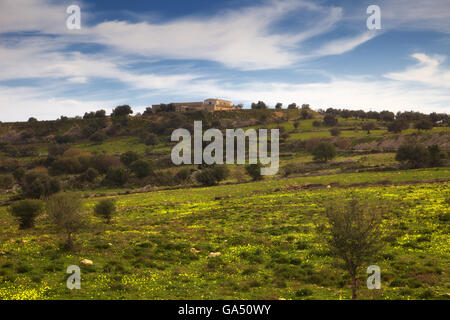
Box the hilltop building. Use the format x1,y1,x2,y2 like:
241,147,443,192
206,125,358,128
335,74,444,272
152,99,240,112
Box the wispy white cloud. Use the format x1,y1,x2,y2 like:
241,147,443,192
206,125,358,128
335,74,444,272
384,53,450,88
314,31,378,57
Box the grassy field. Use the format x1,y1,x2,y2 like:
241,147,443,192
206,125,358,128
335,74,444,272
0,168,449,300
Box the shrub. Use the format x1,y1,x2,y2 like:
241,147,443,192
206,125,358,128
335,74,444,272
387,120,409,133
89,132,107,144
81,168,99,182
395,143,429,168
175,168,192,182
12,167,26,182
312,142,336,163
105,167,129,186
427,144,446,167
330,127,341,137
196,165,229,186
0,174,14,189
21,172,61,199
47,192,86,250
143,133,159,146
9,199,43,229
414,119,433,131
94,199,116,224
323,114,338,126
245,163,263,181
130,160,153,178
120,151,140,167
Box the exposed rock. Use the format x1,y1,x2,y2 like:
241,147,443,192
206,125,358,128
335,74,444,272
80,259,93,266
190,248,200,254
208,252,221,258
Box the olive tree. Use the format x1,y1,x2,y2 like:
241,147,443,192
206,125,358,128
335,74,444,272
47,192,86,250
319,197,384,299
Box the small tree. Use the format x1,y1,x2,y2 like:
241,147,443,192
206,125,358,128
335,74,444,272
312,142,336,162
130,160,153,178
94,199,116,224
10,199,43,229
320,197,384,299
330,127,341,137
0,174,14,189
395,143,429,168
427,144,445,167
89,132,107,144
105,167,129,187
323,114,338,126
120,151,139,167
21,172,61,199
111,105,133,117
47,193,85,250
362,122,377,134
245,163,263,181
196,165,229,186
387,120,409,133
414,119,433,131
293,121,300,130
81,167,99,182
144,133,159,146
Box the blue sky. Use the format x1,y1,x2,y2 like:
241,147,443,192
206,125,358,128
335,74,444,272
0,0,449,121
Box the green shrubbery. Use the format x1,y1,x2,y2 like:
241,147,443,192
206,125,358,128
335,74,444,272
396,143,446,168
9,199,43,229
94,199,116,224
312,142,336,163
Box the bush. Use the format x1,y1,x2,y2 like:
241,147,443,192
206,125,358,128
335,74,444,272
323,114,338,126
9,199,43,229
196,165,229,186
387,120,409,133
81,168,99,182
395,143,429,168
414,119,433,131
245,163,263,181
12,167,26,182
47,193,85,250
105,167,129,186
330,127,341,137
89,132,107,144
0,174,14,189
94,199,116,224
21,172,61,199
175,168,192,182
130,160,153,178
120,151,140,167
427,144,446,167
143,133,159,146
312,143,336,163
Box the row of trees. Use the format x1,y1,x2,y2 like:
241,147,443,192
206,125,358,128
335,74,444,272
10,194,116,250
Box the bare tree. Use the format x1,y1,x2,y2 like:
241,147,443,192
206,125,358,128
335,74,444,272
320,197,384,299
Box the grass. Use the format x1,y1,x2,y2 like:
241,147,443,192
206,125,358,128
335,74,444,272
0,168,449,300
